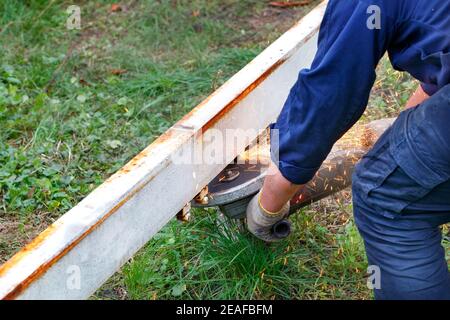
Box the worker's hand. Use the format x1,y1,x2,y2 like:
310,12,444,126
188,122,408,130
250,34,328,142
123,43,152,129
405,83,429,109
246,190,290,242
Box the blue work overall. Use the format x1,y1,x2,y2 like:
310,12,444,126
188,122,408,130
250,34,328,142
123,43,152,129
352,85,450,300
269,0,450,299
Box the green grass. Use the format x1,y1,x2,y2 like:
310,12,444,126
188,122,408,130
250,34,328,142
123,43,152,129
2,0,446,301
119,205,369,300
0,0,273,220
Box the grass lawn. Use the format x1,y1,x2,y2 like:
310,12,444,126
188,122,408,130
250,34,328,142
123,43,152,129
1,0,447,300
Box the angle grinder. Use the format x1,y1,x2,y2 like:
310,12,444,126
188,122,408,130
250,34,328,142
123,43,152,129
191,118,395,239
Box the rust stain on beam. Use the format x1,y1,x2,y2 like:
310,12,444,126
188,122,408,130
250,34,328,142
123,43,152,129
0,225,58,278
105,57,287,181
201,59,286,133
1,159,171,300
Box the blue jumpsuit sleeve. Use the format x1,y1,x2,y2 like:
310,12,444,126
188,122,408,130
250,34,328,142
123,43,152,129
271,0,396,184
420,82,439,96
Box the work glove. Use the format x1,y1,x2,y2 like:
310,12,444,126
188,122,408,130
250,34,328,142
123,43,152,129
245,190,290,242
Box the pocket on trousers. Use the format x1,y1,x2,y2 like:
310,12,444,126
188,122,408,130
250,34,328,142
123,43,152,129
354,132,398,197
368,165,433,214
353,132,433,215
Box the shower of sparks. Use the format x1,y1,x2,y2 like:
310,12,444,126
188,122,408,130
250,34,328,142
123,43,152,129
237,123,378,167
237,128,271,165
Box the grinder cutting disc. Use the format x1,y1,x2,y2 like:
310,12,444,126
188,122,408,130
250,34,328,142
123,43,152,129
193,161,268,219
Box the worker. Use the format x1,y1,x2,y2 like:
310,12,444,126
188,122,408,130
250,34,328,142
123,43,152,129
246,0,450,300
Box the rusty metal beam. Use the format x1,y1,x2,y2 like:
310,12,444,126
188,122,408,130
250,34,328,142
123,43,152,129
0,1,328,299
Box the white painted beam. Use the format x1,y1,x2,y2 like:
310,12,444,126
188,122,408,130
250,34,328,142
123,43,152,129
0,1,327,300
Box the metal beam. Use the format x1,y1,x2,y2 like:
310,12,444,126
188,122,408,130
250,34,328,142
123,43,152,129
0,1,327,300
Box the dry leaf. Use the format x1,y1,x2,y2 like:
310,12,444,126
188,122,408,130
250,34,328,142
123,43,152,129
79,78,90,86
111,4,122,12
111,69,127,75
269,1,311,8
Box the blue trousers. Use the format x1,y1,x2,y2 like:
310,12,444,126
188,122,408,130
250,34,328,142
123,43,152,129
352,84,450,300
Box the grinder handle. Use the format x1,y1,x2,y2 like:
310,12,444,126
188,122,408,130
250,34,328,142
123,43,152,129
271,219,291,239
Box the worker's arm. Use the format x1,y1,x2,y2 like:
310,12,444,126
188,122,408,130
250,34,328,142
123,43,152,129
249,0,398,225
260,81,431,213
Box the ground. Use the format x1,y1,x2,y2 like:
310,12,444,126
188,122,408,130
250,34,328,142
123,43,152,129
0,0,448,300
